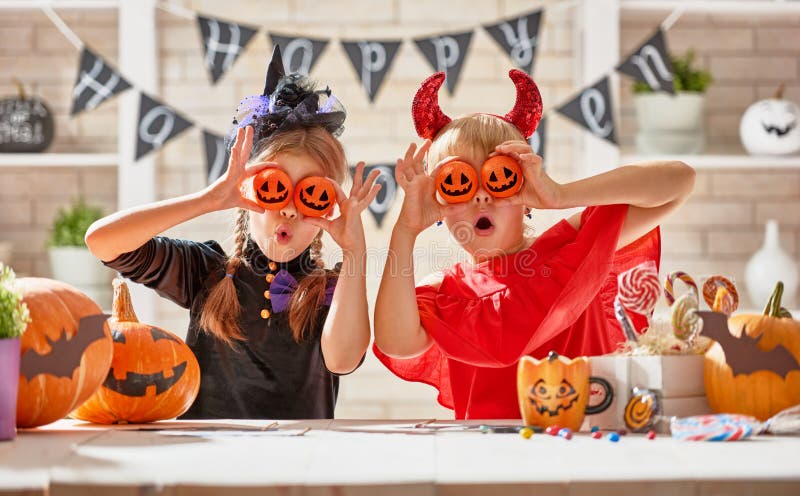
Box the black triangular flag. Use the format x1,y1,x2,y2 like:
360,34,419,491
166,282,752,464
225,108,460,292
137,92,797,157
269,33,329,75
528,116,547,161
616,28,675,94
414,31,473,95
203,130,228,184
556,77,617,145
483,9,543,74
197,15,258,84
70,47,131,116
355,163,397,228
135,93,193,161
341,40,401,103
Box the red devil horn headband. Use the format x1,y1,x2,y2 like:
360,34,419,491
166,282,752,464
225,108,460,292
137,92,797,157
412,69,543,140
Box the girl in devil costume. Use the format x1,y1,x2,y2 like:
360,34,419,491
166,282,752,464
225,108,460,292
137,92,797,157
373,70,695,419
85,47,380,419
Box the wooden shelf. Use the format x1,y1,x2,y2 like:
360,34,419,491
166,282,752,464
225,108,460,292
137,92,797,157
621,0,800,15
0,0,118,8
0,153,118,167
621,154,800,169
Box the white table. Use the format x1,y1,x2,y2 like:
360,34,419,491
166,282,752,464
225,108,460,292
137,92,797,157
1,419,799,496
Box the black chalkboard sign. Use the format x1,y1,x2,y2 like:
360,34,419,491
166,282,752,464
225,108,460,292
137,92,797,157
0,82,55,153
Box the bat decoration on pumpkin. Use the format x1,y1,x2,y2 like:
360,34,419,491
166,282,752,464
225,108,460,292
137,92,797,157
103,361,188,397
698,310,799,378
19,314,110,381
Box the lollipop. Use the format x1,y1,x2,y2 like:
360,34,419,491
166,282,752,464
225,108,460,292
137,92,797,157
671,293,702,341
663,271,698,306
712,287,736,316
617,261,660,315
670,414,757,442
623,387,660,433
614,297,638,342
702,276,739,313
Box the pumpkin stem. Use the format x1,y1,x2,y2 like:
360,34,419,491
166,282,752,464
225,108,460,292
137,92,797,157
112,278,139,323
11,78,26,100
547,351,559,362
763,281,785,318
773,83,785,100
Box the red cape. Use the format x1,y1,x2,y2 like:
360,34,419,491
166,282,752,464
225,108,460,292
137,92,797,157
374,204,661,419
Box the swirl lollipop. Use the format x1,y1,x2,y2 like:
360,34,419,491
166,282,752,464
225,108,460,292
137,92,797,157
663,271,698,306
671,293,702,341
712,287,736,316
624,387,660,433
702,276,739,313
617,261,660,316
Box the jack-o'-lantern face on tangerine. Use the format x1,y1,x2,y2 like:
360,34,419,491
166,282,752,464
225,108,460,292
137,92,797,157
253,168,292,209
435,160,478,203
481,155,522,198
295,176,336,217
528,378,579,416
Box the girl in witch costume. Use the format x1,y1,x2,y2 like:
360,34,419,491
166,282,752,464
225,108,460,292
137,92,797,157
85,47,380,419
373,70,695,420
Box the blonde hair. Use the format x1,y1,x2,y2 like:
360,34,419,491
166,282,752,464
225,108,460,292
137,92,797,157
427,114,525,165
200,127,346,346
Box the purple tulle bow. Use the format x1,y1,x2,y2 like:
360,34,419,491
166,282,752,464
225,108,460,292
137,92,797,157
269,269,336,313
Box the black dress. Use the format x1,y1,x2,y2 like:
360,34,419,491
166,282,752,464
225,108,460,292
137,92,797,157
104,236,357,419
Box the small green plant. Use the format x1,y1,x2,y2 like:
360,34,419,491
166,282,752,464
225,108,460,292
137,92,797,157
0,263,29,339
633,48,713,94
47,198,104,248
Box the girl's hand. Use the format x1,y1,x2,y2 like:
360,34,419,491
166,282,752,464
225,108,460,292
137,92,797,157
303,162,381,253
493,140,563,210
204,126,275,213
394,140,443,235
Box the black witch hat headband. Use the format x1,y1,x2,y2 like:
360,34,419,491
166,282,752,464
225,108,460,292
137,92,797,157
230,45,346,146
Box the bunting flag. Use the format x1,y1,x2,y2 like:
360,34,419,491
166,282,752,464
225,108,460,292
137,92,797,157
203,130,228,184
135,93,193,160
357,163,397,228
341,40,401,103
528,116,547,160
556,76,617,145
70,47,132,116
414,31,473,95
483,9,543,74
616,28,674,94
268,33,329,75
197,15,259,84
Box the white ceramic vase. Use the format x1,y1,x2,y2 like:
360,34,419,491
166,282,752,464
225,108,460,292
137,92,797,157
745,220,799,310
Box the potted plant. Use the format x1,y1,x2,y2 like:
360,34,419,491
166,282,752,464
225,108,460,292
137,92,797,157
634,49,713,155
0,263,30,441
47,198,113,310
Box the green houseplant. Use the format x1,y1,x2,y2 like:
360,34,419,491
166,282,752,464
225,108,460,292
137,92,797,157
47,199,113,309
634,49,714,155
0,263,30,441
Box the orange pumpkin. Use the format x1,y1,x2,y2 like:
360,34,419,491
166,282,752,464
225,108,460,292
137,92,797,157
253,168,292,210
294,176,336,217
71,279,200,424
517,351,591,431
704,281,800,421
481,155,522,198
435,160,478,204
16,278,112,428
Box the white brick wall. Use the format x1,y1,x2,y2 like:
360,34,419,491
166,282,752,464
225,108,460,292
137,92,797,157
1,1,798,420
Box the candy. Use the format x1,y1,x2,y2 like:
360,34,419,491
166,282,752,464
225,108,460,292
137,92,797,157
702,276,739,313
712,287,735,316
671,292,702,341
558,428,572,440
663,271,698,306
647,430,657,440
519,427,534,439
624,387,660,433
591,431,603,439
590,426,600,433
670,414,758,442
614,298,639,342
618,261,661,315
606,432,620,442
545,425,559,436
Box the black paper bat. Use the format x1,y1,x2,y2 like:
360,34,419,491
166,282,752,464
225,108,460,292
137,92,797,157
20,314,110,381
103,361,187,397
762,120,797,137
698,310,799,378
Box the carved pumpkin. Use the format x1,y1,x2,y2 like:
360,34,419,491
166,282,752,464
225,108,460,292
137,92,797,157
739,85,800,156
704,282,800,421
253,168,292,210
518,351,605,431
481,155,522,198
15,278,112,428
294,176,336,217
71,279,200,424
435,160,478,204
0,79,55,153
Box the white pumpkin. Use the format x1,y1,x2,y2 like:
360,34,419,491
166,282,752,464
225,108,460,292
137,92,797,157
739,85,800,156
